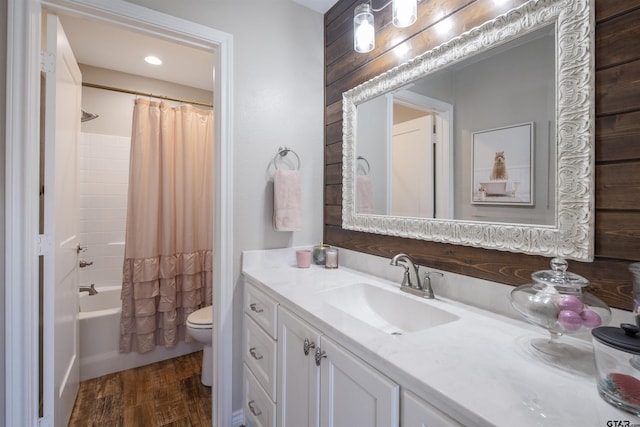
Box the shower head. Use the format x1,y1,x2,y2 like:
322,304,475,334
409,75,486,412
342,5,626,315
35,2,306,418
81,109,99,122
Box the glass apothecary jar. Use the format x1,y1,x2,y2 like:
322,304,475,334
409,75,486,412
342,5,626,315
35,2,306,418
592,323,640,415
510,257,611,356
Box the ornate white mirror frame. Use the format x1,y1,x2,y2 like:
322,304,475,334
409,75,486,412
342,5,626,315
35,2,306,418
342,0,594,261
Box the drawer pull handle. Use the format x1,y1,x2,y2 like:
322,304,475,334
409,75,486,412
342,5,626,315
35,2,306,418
249,347,263,360
315,347,327,366
303,338,316,356
248,400,262,417
249,303,264,313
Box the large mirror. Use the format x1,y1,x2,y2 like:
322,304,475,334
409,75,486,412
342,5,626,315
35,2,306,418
342,0,594,261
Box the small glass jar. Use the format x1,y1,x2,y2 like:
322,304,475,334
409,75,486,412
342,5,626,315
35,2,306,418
592,323,640,415
313,243,330,265
325,248,338,269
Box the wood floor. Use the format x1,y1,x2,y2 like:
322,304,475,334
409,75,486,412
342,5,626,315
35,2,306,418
68,351,212,427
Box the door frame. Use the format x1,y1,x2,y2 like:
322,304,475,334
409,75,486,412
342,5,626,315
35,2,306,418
4,1,234,426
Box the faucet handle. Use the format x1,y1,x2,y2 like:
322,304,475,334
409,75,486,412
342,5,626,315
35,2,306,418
421,270,443,299
423,270,444,279
423,270,444,286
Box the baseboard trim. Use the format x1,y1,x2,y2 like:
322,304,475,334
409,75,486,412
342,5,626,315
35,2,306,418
232,408,245,427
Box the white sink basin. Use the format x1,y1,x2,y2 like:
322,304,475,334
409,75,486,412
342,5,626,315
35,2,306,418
321,283,459,334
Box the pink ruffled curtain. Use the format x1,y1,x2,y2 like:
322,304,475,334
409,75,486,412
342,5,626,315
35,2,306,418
120,99,213,353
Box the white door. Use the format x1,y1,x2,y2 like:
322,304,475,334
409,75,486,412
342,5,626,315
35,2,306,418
392,115,434,218
319,336,399,427
42,14,82,427
278,307,322,427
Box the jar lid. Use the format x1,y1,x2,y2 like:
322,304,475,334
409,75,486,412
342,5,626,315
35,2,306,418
592,324,640,354
531,257,589,288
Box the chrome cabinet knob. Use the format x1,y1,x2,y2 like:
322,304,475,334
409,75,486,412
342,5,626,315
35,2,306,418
79,260,93,268
315,347,327,366
249,347,263,360
249,303,264,313
303,337,316,356
247,400,262,417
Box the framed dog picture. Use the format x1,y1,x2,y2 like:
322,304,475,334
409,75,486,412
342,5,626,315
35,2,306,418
471,122,534,206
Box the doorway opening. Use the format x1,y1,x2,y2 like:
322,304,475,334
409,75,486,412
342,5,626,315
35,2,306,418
5,1,233,426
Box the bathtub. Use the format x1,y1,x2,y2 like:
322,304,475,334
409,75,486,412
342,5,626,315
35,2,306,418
78,284,202,381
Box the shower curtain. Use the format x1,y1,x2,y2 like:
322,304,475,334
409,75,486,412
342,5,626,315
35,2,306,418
120,98,213,353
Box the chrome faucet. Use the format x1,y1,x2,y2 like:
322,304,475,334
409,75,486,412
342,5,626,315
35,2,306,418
390,253,443,299
79,284,98,295
390,253,422,293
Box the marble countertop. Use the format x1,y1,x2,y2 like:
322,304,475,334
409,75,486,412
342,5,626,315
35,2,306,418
242,248,639,426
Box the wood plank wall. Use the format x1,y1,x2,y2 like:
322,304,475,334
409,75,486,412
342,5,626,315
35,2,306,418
324,0,640,311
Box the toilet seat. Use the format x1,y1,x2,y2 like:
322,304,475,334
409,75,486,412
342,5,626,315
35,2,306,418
187,306,212,329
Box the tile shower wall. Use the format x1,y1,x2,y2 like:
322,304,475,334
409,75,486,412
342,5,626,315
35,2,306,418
78,132,131,288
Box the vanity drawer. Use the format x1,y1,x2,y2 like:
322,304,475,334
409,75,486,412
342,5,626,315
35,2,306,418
401,389,462,427
244,364,276,427
245,281,278,339
244,314,277,400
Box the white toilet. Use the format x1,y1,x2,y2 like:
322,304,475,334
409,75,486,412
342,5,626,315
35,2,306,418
186,305,213,386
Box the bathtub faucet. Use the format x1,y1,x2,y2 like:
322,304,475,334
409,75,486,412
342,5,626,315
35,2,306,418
79,284,98,295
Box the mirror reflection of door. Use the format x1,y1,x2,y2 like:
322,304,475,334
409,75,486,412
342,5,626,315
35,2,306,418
389,92,453,219
355,91,452,219
392,114,433,217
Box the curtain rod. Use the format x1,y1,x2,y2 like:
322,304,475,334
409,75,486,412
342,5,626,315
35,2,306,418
81,82,213,108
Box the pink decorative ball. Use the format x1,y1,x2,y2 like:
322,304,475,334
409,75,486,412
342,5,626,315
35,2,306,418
559,295,583,313
558,310,583,331
580,309,603,328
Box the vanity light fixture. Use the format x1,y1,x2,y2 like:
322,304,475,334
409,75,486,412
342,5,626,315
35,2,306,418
354,0,418,53
144,55,163,65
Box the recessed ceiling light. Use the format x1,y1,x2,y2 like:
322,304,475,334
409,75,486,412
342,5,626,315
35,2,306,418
144,55,162,65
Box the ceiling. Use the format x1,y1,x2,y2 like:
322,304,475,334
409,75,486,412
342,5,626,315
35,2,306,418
58,1,337,92
293,0,337,13
58,14,215,91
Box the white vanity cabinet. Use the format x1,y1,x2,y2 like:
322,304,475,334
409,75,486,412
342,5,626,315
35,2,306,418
277,305,399,427
244,283,279,427
401,389,462,427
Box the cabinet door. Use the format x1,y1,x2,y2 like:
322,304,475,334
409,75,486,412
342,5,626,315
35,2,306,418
319,337,399,427
402,389,462,427
278,307,322,427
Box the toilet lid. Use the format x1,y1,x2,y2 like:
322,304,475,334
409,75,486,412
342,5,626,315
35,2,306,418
187,305,213,326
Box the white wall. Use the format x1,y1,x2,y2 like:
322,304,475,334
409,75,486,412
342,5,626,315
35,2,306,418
125,0,325,411
0,0,7,422
79,64,213,137
77,133,130,288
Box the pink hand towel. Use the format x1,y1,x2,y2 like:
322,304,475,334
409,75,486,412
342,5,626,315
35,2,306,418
356,175,374,214
273,169,302,231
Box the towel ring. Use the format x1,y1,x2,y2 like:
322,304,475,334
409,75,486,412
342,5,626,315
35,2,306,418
357,156,370,175
274,146,301,170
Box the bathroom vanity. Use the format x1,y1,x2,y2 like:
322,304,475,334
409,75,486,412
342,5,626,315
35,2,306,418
242,248,638,426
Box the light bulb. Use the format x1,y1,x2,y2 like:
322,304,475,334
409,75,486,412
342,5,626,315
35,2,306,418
354,3,375,53
393,0,417,28
144,55,162,65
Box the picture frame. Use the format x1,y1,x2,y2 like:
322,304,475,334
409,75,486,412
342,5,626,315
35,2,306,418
471,122,534,206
